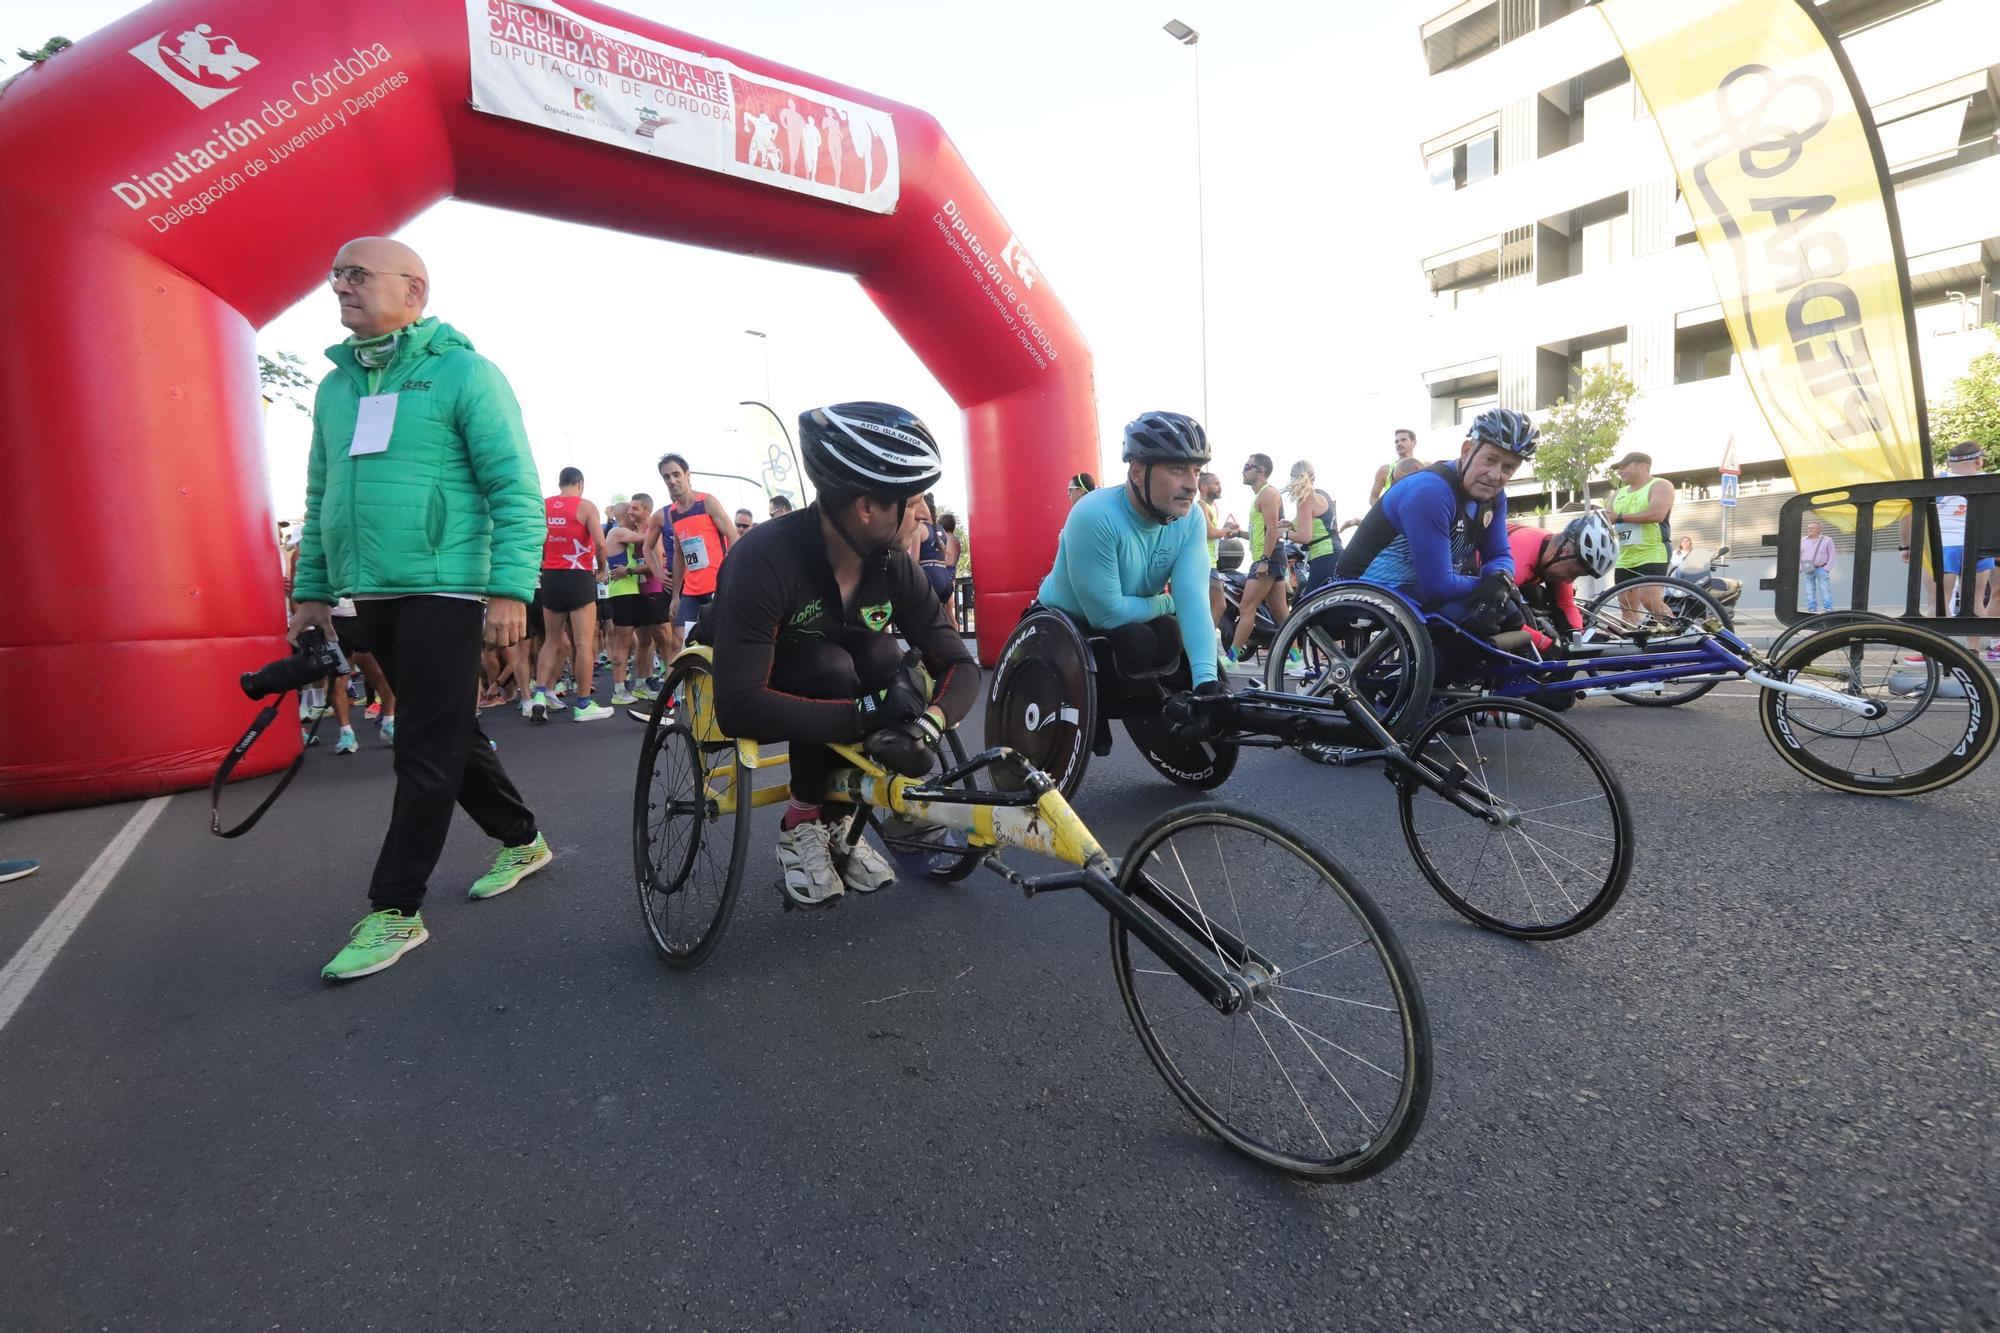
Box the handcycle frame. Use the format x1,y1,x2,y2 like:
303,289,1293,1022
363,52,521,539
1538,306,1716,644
657,646,1261,1013
637,645,1435,1179
1311,581,1890,726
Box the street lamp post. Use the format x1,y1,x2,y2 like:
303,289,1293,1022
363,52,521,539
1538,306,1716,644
743,328,772,405
1163,19,1208,428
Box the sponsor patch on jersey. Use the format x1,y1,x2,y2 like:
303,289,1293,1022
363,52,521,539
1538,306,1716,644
860,601,893,632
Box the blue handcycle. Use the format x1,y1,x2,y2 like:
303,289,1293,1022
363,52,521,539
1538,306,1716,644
1260,580,2000,798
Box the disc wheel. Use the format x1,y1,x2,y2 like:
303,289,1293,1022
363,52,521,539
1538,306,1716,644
1758,622,1999,796
1579,576,1734,706
875,728,984,882
1110,804,1432,1181
1123,658,1239,790
1263,584,1434,741
985,607,1096,799
1396,697,1633,940
632,660,753,968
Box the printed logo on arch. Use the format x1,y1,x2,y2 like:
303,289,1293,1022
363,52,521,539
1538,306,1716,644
131,24,260,109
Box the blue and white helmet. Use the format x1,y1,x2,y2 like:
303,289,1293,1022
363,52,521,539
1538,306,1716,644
1467,407,1539,458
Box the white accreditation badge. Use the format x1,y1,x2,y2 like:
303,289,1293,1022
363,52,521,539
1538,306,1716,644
349,394,398,456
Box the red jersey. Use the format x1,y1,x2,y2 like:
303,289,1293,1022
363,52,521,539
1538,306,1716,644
543,494,595,571
1505,524,1581,632
670,492,728,597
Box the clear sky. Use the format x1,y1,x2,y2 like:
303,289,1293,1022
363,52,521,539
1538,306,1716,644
5,0,1434,534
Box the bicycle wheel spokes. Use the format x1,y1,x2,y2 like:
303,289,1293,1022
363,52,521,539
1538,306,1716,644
1112,806,1430,1180
1398,699,1633,940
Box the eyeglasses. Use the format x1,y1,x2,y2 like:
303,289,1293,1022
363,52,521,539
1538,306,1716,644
328,266,418,288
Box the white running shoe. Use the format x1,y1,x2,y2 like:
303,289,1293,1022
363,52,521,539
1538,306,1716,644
776,821,844,906
831,818,896,893
520,693,539,720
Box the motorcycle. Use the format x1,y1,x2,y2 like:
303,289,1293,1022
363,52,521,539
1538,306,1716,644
1667,544,1743,616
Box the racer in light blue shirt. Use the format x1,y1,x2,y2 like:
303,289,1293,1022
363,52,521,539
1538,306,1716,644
1038,412,1218,686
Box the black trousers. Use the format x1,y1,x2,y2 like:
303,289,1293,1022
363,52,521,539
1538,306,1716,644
768,630,905,804
1097,615,1183,677
355,596,538,913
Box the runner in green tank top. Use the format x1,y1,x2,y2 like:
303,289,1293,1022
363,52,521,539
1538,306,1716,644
1224,453,1290,668
1608,450,1676,627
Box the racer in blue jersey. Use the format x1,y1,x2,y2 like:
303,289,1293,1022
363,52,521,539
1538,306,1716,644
1333,408,1540,634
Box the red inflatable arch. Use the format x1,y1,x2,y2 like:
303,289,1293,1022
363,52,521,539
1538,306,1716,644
0,0,1096,812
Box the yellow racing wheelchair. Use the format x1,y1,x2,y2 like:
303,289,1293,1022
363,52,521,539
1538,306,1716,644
631,647,1433,1182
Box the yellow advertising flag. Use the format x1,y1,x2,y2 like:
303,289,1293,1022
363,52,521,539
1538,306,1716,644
1598,0,1929,498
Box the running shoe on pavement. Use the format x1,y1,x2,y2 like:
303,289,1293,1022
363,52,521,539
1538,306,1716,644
776,821,844,906
365,700,383,720
630,680,660,702
468,833,552,900
0,858,41,884
529,688,549,723
333,727,359,755
380,716,396,744
301,725,320,747
572,698,614,722
610,689,638,707
545,692,567,712
831,818,896,893
322,910,428,981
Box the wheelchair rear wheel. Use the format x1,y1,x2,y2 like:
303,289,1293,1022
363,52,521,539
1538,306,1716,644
1263,584,1434,741
985,607,1096,799
632,656,754,968
1579,577,1733,706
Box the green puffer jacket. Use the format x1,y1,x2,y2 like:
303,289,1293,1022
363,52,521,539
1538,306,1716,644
293,318,542,605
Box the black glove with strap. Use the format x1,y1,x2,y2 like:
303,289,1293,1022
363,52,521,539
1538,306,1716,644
856,658,928,733
1162,678,1230,741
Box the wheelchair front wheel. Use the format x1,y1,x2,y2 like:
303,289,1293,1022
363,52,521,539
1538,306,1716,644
1110,803,1432,1181
1397,697,1633,940
1759,622,1999,795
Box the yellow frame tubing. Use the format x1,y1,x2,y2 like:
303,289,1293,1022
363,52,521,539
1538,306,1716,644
821,745,1115,877
669,644,1112,875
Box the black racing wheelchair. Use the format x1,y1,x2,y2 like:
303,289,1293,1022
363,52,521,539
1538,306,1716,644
986,600,1634,941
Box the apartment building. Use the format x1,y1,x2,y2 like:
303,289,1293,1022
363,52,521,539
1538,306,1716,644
1411,0,2000,513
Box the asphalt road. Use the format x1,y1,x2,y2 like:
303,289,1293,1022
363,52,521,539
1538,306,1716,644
1,675,1993,1331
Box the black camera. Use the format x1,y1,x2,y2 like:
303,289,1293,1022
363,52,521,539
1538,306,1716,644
240,625,350,700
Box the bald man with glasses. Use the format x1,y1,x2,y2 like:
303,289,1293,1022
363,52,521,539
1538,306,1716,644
290,237,553,982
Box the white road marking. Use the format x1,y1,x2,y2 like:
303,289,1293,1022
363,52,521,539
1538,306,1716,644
0,796,171,1037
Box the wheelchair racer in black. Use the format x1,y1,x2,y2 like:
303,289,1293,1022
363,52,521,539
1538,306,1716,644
701,402,978,907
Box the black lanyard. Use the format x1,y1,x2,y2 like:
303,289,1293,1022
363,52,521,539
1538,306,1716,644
209,691,321,838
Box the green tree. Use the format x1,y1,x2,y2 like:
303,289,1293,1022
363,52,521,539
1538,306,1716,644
1928,328,2000,468
14,35,70,64
1533,362,1636,508
259,350,317,417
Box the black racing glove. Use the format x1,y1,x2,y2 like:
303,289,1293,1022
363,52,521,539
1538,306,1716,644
863,713,941,779
1162,679,1230,741
856,667,927,733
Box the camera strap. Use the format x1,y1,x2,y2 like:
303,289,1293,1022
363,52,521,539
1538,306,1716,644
209,691,321,838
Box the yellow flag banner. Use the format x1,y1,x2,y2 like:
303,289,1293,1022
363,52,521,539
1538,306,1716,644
1598,0,1929,499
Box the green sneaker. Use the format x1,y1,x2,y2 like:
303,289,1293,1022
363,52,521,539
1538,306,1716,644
322,910,428,981
469,833,553,900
